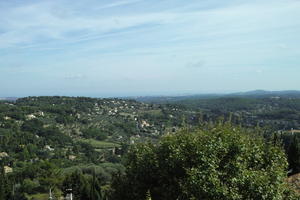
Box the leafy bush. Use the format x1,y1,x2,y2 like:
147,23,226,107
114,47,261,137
110,124,298,200
82,128,108,141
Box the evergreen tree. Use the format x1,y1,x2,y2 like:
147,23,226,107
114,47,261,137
90,168,102,200
288,135,300,174
0,164,5,200
62,170,90,200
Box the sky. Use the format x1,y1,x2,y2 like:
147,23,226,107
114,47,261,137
0,0,300,97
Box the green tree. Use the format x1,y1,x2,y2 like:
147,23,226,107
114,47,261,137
21,178,40,194
62,170,90,200
287,135,300,175
90,168,102,200
110,124,298,200
82,128,108,141
0,164,5,200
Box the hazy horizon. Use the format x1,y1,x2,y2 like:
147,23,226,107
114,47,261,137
1,0,300,97
2,89,300,99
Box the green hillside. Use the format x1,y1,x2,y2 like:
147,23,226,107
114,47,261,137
0,96,299,199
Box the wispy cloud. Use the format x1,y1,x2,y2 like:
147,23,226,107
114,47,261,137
1,0,300,96
64,74,86,80
186,61,206,69
1,0,299,51
95,0,143,10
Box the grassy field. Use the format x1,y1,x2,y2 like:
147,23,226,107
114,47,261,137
78,138,120,149
27,193,49,200
139,109,163,116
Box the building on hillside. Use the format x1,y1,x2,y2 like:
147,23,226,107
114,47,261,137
44,145,55,151
26,114,36,120
68,155,76,161
0,152,9,159
4,166,13,174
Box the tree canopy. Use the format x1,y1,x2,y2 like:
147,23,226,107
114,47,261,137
110,124,298,200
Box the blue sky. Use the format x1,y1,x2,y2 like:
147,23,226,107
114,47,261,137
0,0,299,97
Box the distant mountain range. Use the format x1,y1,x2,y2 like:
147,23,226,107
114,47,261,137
0,97,19,101
132,90,300,103
2,90,300,103
229,90,300,97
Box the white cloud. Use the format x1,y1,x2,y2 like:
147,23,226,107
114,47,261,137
278,44,288,49
95,0,143,10
186,61,206,69
1,0,300,95
1,0,299,51
64,74,86,80
0,3,180,48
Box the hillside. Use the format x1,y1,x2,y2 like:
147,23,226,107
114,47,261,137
0,96,199,161
1,96,300,199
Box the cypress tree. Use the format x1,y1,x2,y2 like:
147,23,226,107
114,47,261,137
288,135,300,174
90,168,102,200
0,163,5,200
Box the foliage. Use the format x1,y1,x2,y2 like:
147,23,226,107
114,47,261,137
62,170,90,200
110,124,298,200
62,170,103,200
1,96,300,198
0,164,5,200
82,128,108,141
287,135,300,174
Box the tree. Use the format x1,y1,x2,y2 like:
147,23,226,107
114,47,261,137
90,168,102,200
21,178,40,194
82,128,108,141
62,170,90,200
0,164,5,200
110,124,298,200
287,135,300,175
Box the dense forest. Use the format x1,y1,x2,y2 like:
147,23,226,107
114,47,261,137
0,95,300,199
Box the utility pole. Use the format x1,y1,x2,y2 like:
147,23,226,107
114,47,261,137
66,189,73,200
49,188,53,200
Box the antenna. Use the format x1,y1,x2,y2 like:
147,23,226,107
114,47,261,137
66,188,73,200
49,188,53,200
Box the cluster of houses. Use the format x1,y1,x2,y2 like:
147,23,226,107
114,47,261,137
0,152,12,174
